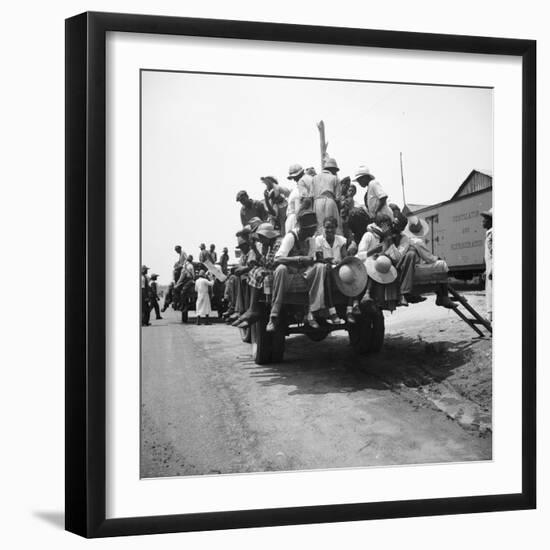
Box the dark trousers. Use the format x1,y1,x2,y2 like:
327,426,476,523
151,297,161,319
397,250,417,295
141,289,150,325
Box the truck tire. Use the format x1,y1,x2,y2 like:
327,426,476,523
270,323,286,362
348,314,372,354
367,308,385,352
251,310,273,365
239,326,252,343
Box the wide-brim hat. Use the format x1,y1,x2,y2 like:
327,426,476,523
333,256,368,297
324,157,339,171
255,222,279,240
480,207,493,218
352,165,373,182
141,264,149,270
287,163,304,179
366,255,397,285
150,273,159,278
403,216,430,238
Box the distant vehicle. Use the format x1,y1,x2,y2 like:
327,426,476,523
405,169,492,280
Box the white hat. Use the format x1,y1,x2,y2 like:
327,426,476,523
366,255,397,285
352,165,374,181
287,163,304,179
480,207,493,218
403,216,430,238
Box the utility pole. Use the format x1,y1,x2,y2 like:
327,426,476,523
317,120,328,168
400,151,407,208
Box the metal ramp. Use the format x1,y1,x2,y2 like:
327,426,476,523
448,285,492,337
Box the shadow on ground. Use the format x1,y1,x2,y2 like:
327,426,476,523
243,332,479,397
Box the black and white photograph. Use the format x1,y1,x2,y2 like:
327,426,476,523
139,70,494,479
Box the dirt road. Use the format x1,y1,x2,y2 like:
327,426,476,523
141,292,492,478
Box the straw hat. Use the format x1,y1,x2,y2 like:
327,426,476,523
255,222,279,240
352,165,374,181
324,158,339,171
366,255,397,284
403,216,430,238
287,163,304,179
141,265,149,271
333,257,368,297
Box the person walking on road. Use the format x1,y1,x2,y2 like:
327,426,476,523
481,208,493,323
149,273,163,320
141,265,151,326
195,270,214,325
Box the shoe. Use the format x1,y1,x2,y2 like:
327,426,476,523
405,294,426,303
156,316,163,320
346,313,356,324
436,295,458,309
228,312,240,322
398,296,409,307
327,313,345,325
306,315,320,329
231,317,244,327
266,317,278,332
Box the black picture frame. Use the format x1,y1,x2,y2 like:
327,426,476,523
65,11,536,538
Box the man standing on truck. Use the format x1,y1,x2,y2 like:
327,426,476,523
352,165,394,220
481,208,493,323
267,210,328,332
312,157,342,234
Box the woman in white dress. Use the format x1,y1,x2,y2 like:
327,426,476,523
194,270,214,325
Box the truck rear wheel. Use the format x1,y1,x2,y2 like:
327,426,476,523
348,315,372,354
368,308,385,352
251,309,273,365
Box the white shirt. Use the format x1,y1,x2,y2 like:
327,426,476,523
365,180,393,219
315,234,347,262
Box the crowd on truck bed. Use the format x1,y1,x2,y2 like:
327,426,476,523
141,159,493,329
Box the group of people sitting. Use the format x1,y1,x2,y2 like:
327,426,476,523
223,160,457,333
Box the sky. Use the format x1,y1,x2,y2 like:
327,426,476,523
141,70,493,285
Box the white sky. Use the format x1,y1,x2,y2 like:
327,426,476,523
142,70,492,285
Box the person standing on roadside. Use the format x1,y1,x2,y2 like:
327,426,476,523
149,273,163,320
219,247,229,274
141,265,151,326
195,270,214,325
481,208,493,323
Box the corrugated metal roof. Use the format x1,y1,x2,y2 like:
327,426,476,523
451,169,493,200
